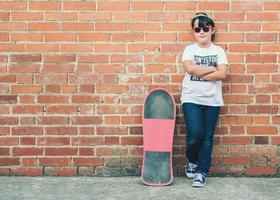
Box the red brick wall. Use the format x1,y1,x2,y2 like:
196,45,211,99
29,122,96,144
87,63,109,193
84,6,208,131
0,1,279,176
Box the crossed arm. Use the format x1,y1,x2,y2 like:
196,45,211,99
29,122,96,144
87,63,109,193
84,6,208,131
182,60,228,81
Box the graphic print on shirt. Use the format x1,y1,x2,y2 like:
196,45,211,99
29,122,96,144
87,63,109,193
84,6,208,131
190,55,218,81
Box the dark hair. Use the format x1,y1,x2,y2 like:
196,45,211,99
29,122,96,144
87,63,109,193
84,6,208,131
191,13,216,41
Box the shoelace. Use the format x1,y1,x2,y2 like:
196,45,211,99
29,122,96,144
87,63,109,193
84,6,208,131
194,173,205,182
188,163,197,171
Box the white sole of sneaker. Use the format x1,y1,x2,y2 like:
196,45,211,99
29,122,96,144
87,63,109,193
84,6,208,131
192,180,206,187
186,173,195,179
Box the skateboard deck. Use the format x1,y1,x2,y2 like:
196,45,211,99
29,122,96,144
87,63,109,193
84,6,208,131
141,88,176,186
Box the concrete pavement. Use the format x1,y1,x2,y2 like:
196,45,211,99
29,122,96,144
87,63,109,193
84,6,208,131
0,176,279,200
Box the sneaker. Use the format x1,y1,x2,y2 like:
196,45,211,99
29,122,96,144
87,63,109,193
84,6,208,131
192,173,207,187
185,162,197,179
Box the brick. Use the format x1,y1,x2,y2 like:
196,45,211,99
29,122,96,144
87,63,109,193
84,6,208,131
11,33,42,42
79,33,109,42
271,136,280,145
246,33,277,42
63,2,96,10
72,116,102,125
112,33,143,42
96,147,113,156
97,105,128,115
71,137,104,146
246,54,276,63
272,95,280,103
247,105,278,114
226,75,253,83
94,44,125,53
95,22,127,31
105,136,120,145
246,166,276,176
29,2,61,10
223,95,253,104
12,147,43,156
62,22,93,31
0,44,25,52
0,137,18,146
46,127,77,135
121,136,142,145
0,2,26,10
28,22,60,31
60,44,92,52
38,137,70,146
213,12,245,21
44,33,77,42
0,33,8,41
0,75,16,83
39,158,70,166
44,167,77,176
147,12,178,21
0,127,10,135
20,137,36,146
10,64,41,73
222,156,250,165
145,33,176,42
96,85,128,94
264,2,280,10
228,44,260,53
0,148,10,156
94,65,124,73
249,84,278,93
0,12,10,21
12,12,43,21
254,136,269,145
247,126,277,135
72,158,104,166
262,22,280,32
132,2,163,10
43,64,75,73
247,12,278,21
262,44,280,52
198,2,229,10
222,136,253,145
37,96,68,103
231,2,263,11
12,127,43,135
26,44,59,52
255,75,270,84
0,95,17,104
96,127,128,135
12,168,43,176
216,33,244,42
46,12,77,21
13,105,42,114
165,2,195,10
121,116,142,125
256,95,270,104
98,2,129,11
45,105,77,114
72,96,100,103
11,54,41,62
129,23,161,31
45,148,78,156
44,54,76,63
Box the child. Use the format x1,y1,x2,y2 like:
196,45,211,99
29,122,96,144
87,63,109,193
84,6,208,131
181,12,228,187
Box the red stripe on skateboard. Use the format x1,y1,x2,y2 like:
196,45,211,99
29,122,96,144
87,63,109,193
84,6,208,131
143,119,175,152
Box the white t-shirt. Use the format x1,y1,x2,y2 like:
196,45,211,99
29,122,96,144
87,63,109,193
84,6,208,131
181,43,228,106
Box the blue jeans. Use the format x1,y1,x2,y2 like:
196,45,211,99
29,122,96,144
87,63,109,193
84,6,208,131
182,102,220,175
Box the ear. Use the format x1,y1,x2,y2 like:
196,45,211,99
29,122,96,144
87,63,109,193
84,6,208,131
212,27,216,34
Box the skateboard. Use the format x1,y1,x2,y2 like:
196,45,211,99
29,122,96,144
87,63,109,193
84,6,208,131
141,88,176,186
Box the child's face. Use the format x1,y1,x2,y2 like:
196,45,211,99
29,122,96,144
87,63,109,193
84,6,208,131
193,19,214,46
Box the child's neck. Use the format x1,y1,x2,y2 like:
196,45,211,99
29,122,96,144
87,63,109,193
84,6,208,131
197,42,212,48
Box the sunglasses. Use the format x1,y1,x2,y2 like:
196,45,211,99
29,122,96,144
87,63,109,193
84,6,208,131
194,27,210,33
